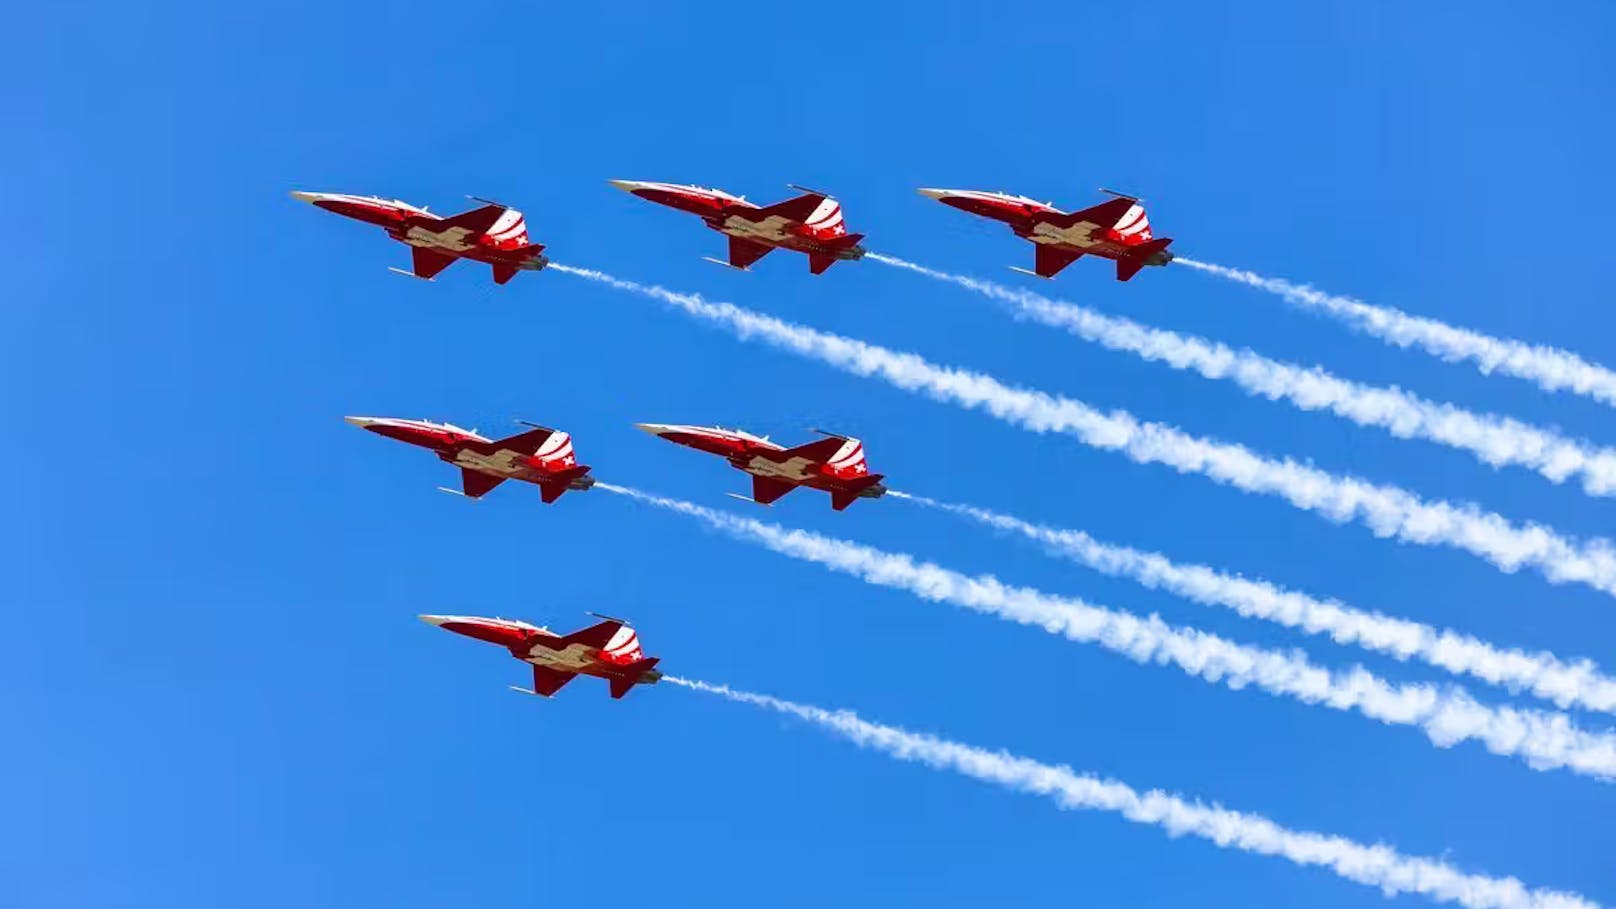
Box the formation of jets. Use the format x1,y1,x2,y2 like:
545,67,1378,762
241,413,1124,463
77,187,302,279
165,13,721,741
315,177,1176,699
296,181,1175,283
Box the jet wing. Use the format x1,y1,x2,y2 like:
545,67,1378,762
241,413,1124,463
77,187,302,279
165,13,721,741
728,236,775,269
747,191,829,225
1034,245,1084,278
751,475,798,505
771,435,851,463
433,203,510,236
411,247,459,280
461,469,507,498
463,426,557,458
1046,197,1136,232
554,618,626,650
526,665,577,697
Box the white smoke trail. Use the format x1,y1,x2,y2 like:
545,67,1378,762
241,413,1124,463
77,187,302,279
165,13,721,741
553,264,1616,599
600,483,1616,782
669,677,1597,909
889,490,1616,716
1176,257,1616,410
869,253,1616,496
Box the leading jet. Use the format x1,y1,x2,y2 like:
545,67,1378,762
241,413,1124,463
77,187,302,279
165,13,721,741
918,187,1173,281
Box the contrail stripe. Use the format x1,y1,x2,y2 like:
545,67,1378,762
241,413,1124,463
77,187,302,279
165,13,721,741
1177,257,1616,410
553,264,1616,600
890,490,1616,716
870,253,1616,496
601,484,1616,783
669,677,1598,909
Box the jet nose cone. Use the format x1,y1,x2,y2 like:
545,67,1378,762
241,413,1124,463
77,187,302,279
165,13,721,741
608,179,647,194
290,190,326,204
633,422,672,436
915,188,950,200
418,614,452,627
344,415,379,428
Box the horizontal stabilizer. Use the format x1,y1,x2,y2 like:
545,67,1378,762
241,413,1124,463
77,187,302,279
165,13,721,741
1116,237,1174,282
608,657,661,699
830,474,886,511
539,465,593,504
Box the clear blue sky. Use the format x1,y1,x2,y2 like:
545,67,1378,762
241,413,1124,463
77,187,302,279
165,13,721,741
6,2,1615,907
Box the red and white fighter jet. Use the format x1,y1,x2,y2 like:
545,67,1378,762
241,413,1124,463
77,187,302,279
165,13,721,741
291,191,549,284
609,180,867,274
917,188,1174,281
635,423,887,510
420,614,662,699
346,416,594,502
